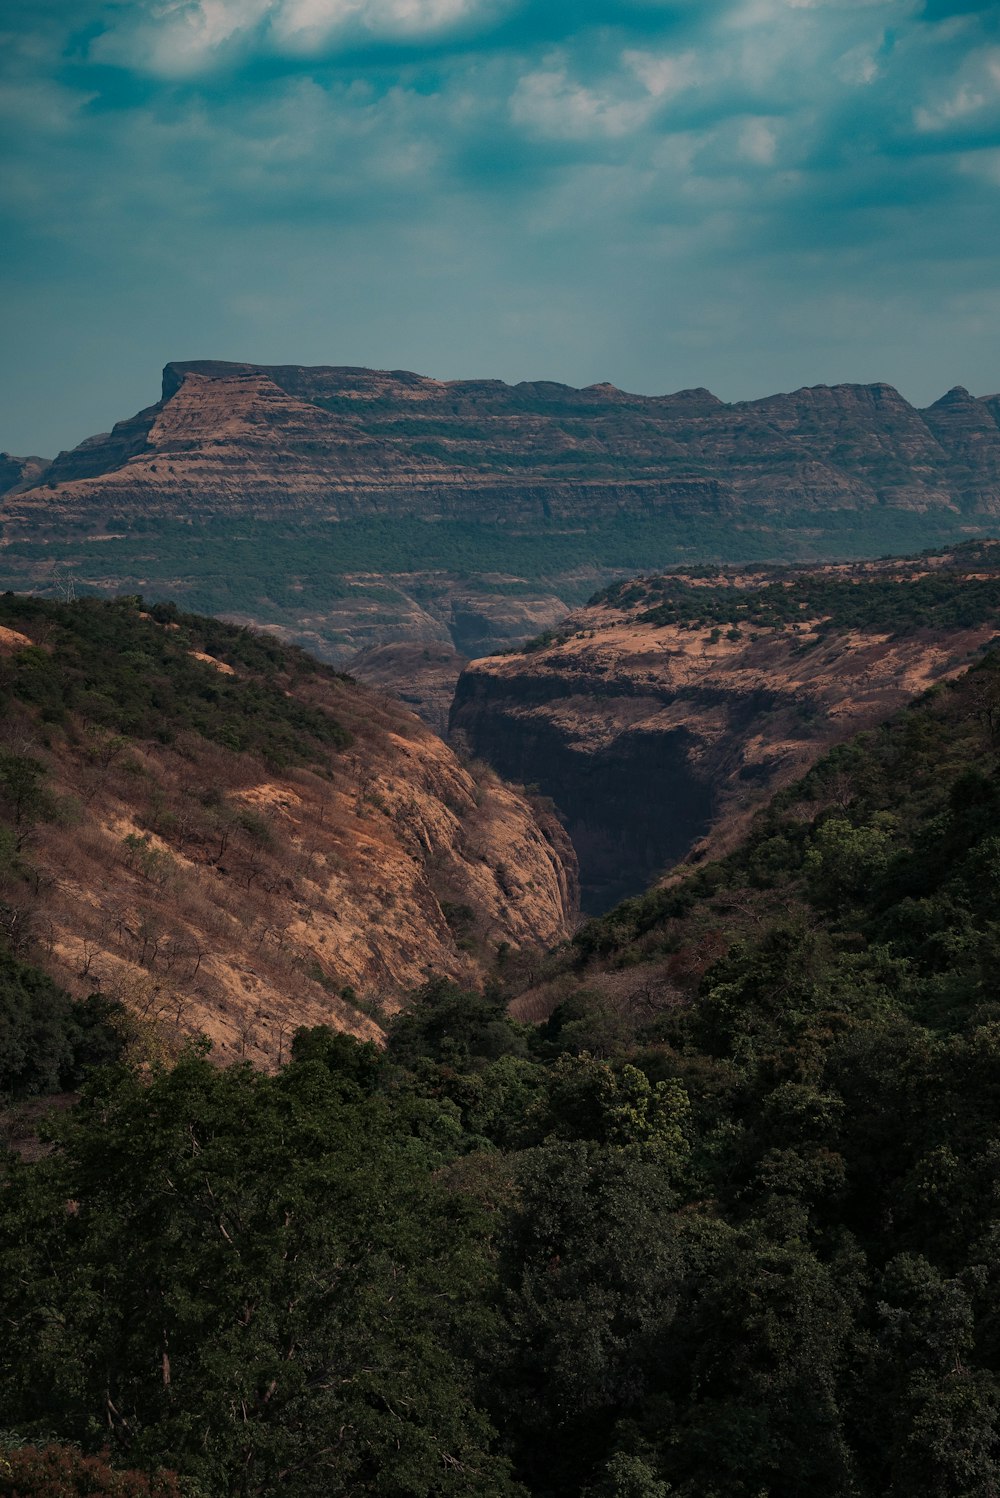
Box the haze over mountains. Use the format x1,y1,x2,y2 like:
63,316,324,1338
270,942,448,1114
3,362,1000,696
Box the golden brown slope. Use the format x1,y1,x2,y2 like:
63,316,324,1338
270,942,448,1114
0,598,576,1063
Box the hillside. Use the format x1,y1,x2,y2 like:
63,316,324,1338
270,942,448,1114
520,617,1000,1030
4,625,1000,1497
3,362,1000,668
0,595,576,1063
452,541,1000,910
0,453,48,494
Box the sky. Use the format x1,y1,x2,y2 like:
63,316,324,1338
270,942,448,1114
2,0,1000,456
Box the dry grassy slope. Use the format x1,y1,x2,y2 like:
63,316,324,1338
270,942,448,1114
1,622,577,1066
451,548,1000,910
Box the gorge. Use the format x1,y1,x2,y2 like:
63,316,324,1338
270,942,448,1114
452,545,1000,910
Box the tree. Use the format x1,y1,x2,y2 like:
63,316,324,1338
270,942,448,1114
0,1053,522,1497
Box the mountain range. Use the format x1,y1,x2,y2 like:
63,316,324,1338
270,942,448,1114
3,362,1000,687
6,361,1000,519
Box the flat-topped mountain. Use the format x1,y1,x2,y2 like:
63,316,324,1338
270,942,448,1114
4,361,1000,673
8,362,1000,520
451,541,1000,911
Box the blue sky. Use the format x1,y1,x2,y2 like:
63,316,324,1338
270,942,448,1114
2,0,1000,455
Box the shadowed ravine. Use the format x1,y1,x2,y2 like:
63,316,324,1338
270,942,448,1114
449,545,1000,912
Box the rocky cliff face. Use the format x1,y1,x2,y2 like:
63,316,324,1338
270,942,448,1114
450,544,1000,912
0,453,50,497
0,598,577,1063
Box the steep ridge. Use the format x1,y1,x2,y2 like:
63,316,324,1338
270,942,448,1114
4,362,1000,667
0,595,577,1063
451,542,1000,912
0,453,49,497
516,627,1000,1032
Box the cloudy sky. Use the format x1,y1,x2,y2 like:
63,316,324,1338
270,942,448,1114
2,0,1000,455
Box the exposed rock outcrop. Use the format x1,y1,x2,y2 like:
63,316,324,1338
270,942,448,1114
9,361,1000,526
451,544,1000,911
0,452,50,497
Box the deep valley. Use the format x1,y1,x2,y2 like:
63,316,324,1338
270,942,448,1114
453,544,1000,909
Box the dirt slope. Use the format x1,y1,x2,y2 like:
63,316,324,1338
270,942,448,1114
0,597,577,1063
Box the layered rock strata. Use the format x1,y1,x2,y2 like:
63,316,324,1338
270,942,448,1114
7,362,1000,528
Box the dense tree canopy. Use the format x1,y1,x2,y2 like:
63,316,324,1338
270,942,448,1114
4,622,1000,1495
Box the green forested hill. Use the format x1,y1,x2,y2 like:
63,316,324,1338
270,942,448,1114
4,648,1000,1494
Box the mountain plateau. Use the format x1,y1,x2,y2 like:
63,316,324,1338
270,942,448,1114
3,363,1000,678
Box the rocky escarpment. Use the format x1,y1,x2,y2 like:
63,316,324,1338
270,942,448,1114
0,596,577,1063
8,362,1000,526
451,543,1000,912
0,452,49,497
6,360,1000,671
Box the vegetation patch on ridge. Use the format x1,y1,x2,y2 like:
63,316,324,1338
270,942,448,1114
595,539,1000,639
0,595,352,771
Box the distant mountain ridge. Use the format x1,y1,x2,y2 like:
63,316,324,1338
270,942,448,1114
4,361,1000,675
6,360,1000,519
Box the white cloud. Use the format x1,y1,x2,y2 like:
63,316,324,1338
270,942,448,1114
915,83,986,130
622,48,701,99
956,147,1000,186
739,116,778,164
510,66,654,140
834,39,882,85
92,0,507,75
92,0,270,75
271,0,491,49
913,46,1000,132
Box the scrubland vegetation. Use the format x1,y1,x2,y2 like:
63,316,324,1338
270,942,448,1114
594,540,1000,637
4,592,1000,1493
0,510,986,639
